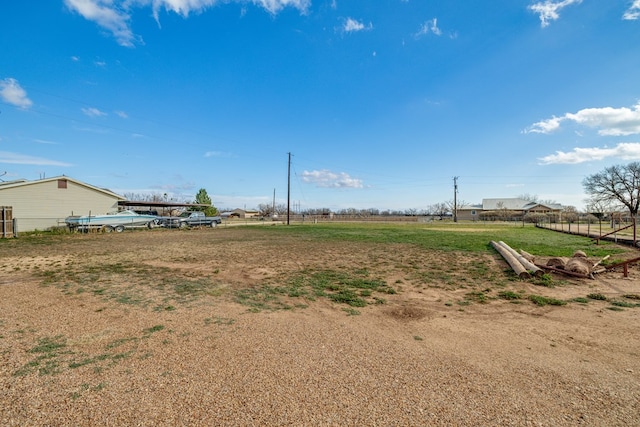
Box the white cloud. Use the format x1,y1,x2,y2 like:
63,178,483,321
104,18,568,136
524,102,640,136
343,17,372,33
115,110,128,118
528,0,582,28
204,150,233,158
415,18,441,37
153,0,310,18
234,0,311,15
538,142,640,164
302,169,363,188
65,0,310,46
82,107,107,117
0,78,33,109
0,151,72,166
624,0,640,20
64,0,137,47
151,0,215,19
523,116,563,134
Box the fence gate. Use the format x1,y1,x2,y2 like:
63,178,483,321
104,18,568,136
1,206,13,238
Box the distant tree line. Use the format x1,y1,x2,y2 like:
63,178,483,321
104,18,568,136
124,161,640,226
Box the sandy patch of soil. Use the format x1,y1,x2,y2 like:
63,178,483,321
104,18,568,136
1,228,639,426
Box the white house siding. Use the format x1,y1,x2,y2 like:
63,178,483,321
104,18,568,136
0,178,123,231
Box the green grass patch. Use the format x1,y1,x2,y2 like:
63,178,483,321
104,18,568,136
531,274,555,287
142,325,165,335
464,290,489,304
610,300,640,308
233,286,292,312
497,290,521,300
204,317,236,326
15,325,170,377
233,268,395,312
571,297,590,303
260,222,620,257
13,335,72,376
528,295,567,306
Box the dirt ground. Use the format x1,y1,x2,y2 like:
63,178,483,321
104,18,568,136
1,227,639,426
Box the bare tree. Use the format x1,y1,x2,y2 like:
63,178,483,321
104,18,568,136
585,196,619,230
585,196,615,219
446,199,467,218
518,193,540,203
274,203,288,216
257,203,273,217
122,192,172,202
429,202,449,220
562,205,579,223
583,162,640,217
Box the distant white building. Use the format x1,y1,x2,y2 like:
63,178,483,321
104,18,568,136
0,176,125,231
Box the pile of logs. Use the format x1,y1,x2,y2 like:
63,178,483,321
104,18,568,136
490,241,610,279
490,241,543,279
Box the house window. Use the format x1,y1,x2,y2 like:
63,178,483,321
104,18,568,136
58,179,67,189
471,210,476,215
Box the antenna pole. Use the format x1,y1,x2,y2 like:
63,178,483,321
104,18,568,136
287,152,291,225
453,176,459,223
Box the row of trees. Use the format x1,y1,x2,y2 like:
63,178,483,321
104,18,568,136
255,203,447,218
122,162,640,223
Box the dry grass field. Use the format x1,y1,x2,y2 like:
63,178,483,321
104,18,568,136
1,223,639,426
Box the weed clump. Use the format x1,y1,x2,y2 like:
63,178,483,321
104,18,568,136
498,291,520,300
529,295,566,306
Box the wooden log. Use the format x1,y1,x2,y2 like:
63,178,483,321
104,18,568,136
519,249,535,263
535,263,592,279
498,241,545,277
491,241,530,278
592,255,610,269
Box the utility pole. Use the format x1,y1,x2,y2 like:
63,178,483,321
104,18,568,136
453,176,458,223
287,152,291,225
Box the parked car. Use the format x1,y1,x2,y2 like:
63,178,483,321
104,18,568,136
158,211,221,228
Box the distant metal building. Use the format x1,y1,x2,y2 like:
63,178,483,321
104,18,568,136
228,208,260,219
0,176,125,232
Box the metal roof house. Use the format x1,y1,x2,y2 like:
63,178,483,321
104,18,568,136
0,176,125,232
223,208,260,219
457,198,563,221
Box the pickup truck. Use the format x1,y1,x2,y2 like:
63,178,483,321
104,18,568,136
159,211,222,228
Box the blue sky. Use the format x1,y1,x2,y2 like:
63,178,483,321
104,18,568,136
1,0,640,212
